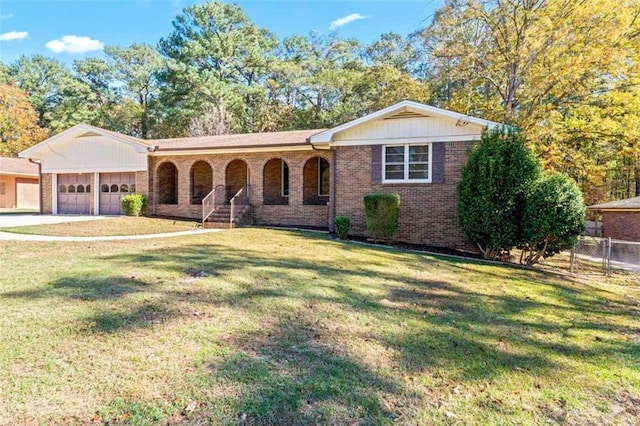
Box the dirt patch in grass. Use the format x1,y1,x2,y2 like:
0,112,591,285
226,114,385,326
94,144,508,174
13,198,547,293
0,229,638,424
0,217,200,237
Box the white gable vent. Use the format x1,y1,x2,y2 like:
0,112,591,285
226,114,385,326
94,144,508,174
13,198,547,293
383,109,431,120
78,131,102,137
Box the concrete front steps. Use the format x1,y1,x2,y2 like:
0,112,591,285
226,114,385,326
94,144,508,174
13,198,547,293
203,205,251,229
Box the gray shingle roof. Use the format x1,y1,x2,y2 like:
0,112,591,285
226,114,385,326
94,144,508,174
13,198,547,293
148,129,325,151
0,156,39,176
588,196,640,210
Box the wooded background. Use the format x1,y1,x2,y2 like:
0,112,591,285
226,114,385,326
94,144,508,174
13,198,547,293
1,0,639,204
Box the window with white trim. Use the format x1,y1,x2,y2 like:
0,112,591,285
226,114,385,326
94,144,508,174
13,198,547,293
383,144,431,183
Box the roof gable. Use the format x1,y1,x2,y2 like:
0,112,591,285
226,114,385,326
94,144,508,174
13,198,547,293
19,124,149,159
308,101,501,144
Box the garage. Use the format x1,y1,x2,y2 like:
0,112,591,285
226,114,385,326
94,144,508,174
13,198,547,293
16,178,39,209
17,124,150,215
57,173,91,214
100,172,136,215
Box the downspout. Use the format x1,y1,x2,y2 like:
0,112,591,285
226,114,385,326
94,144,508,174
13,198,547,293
329,148,336,233
148,146,158,216
28,158,42,215
307,139,334,232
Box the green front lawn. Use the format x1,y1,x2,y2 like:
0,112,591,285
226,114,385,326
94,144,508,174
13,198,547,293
0,229,638,424
0,217,200,236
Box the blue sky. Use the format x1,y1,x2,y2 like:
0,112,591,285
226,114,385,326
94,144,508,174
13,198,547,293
0,0,442,66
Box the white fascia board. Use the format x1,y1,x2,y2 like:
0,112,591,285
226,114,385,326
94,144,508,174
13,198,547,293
42,166,148,174
0,171,39,178
19,124,149,158
323,134,482,147
149,145,315,156
309,100,501,144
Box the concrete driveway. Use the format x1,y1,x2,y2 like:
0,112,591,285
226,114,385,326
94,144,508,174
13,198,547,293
0,214,113,228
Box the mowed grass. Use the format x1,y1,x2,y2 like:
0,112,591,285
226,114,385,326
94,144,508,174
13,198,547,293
0,217,200,237
0,229,638,425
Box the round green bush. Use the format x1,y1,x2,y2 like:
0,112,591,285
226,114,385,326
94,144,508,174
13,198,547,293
521,172,586,265
120,193,147,216
364,193,400,243
334,215,350,240
457,127,540,259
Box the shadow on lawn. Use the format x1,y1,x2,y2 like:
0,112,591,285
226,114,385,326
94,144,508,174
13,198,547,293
1,276,150,301
207,315,405,424
4,230,639,422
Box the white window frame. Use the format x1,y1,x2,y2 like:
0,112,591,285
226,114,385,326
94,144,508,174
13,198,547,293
382,143,432,184
281,160,289,197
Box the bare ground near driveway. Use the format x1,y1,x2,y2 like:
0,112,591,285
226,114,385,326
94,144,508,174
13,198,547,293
0,216,200,237
0,213,110,228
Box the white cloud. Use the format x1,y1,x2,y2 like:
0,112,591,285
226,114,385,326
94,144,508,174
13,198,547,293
0,13,14,20
45,35,104,54
329,13,368,30
0,31,28,42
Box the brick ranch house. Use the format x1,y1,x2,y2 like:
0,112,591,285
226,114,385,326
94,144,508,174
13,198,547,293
19,101,499,250
588,196,640,242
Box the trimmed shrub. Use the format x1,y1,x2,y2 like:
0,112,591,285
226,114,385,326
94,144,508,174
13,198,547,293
457,127,540,260
121,193,146,216
334,216,350,240
364,193,400,243
521,173,586,265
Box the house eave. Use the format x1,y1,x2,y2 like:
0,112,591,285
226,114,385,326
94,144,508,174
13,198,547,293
309,100,502,144
149,143,315,156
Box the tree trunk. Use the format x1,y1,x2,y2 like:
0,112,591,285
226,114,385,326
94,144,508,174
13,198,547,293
140,94,148,139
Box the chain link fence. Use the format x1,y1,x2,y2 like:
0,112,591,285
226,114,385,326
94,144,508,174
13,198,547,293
571,236,640,275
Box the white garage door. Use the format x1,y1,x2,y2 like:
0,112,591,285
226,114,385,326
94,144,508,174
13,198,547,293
16,178,39,209
58,174,91,214
99,172,135,215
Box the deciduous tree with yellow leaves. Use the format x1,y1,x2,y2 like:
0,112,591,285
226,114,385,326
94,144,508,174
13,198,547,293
415,0,640,202
0,84,48,156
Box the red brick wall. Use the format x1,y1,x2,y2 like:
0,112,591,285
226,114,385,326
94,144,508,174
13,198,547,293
157,162,178,204
303,157,330,205
263,159,288,205
334,143,473,250
602,211,640,241
225,159,248,202
41,173,52,214
190,161,213,204
148,151,330,227
135,168,150,201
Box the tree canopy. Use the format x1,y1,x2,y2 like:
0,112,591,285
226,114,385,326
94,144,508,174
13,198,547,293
1,0,638,206
0,84,48,156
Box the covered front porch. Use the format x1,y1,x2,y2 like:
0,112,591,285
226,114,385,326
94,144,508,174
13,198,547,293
149,150,332,229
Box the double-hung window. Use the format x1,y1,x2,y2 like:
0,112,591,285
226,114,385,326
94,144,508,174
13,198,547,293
383,144,431,183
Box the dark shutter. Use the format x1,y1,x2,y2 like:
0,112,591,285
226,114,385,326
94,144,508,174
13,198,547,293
431,143,445,183
371,145,382,184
